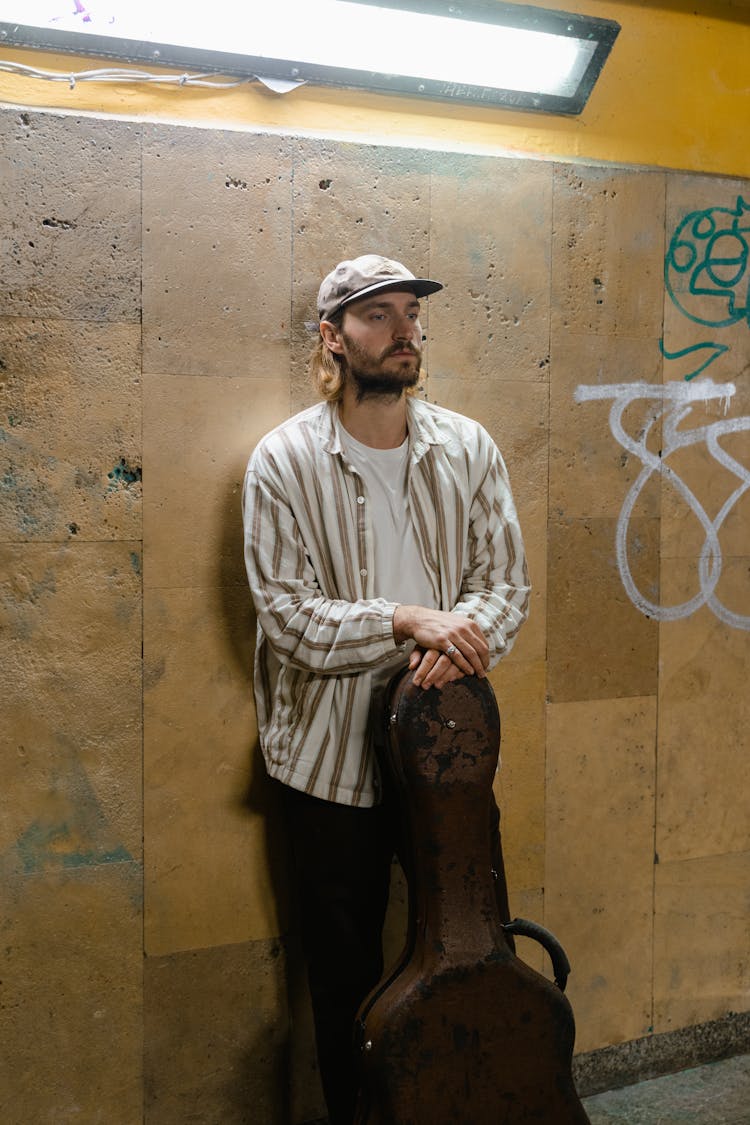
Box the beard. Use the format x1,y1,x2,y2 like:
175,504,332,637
340,331,422,402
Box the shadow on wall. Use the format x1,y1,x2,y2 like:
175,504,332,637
223,940,322,1125
217,472,326,1124
216,466,291,914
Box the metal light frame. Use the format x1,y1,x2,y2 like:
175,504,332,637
0,0,620,115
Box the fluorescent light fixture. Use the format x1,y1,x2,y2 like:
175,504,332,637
0,0,620,114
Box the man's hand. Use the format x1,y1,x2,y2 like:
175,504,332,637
407,646,468,690
393,606,490,690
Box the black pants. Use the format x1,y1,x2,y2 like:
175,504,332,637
277,781,512,1125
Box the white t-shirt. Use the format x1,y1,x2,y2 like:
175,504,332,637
339,427,435,608
339,425,438,718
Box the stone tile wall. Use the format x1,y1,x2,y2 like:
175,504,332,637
1,107,747,1122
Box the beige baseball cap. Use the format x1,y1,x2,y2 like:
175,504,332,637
318,254,443,321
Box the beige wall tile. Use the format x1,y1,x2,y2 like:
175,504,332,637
0,863,142,1124
547,516,659,702
0,541,142,865
290,139,433,411
143,372,289,591
654,851,750,1032
291,139,432,300
546,697,657,1052
144,938,300,1125
0,110,141,322
429,154,552,384
550,332,663,521
428,378,547,662
142,126,293,378
492,659,546,894
549,881,654,1055
0,318,141,542
657,557,750,862
546,696,657,904
143,584,287,954
551,165,666,339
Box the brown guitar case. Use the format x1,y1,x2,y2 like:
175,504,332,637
353,670,590,1125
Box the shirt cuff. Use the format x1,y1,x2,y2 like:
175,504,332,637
381,601,407,652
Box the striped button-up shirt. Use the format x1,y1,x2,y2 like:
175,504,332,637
242,396,530,807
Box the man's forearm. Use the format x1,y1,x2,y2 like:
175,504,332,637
392,605,489,679
392,604,418,646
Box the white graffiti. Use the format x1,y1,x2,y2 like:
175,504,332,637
574,379,750,629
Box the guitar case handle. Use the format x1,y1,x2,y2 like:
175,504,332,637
502,918,572,992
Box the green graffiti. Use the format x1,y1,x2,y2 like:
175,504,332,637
665,196,749,329
659,338,729,381
107,457,142,487
16,819,132,874
663,196,749,380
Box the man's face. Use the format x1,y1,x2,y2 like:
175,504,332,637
334,289,424,400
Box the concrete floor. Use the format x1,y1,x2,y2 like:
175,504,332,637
582,1054,750,1124
308,1053,750,1124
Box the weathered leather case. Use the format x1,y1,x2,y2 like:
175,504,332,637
354,670,590,1124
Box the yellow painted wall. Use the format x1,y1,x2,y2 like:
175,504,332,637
0,0,749,175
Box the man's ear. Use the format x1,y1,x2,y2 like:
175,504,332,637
320,319,344,355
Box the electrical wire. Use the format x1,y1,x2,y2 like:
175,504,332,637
0,58,253,90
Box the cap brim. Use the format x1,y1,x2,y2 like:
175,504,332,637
337,277,443,311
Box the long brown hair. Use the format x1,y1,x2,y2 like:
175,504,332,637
308,315,347,403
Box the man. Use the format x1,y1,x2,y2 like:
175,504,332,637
243,254,530,1124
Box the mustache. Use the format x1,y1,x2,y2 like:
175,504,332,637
382,343,420,358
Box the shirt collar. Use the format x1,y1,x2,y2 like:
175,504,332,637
317,401,343,455
406,396,450,462
318,396,449,460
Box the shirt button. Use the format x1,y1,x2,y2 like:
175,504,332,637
360,568,368,577
356,495,365,504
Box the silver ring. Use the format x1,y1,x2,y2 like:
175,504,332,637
445,643,457,657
